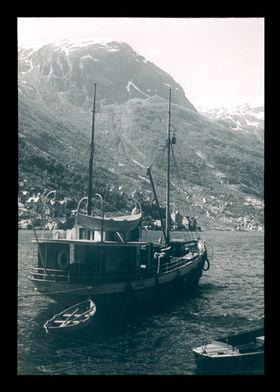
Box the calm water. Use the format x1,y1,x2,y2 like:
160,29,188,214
17,230,264,375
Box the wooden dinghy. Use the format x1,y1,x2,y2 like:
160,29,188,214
44,299,96,335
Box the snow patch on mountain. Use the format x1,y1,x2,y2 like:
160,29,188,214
105,47,119,53
138,175,150,184
195,151,214,168
131,159,146,169
198,103,264,142
81,55,101,62
253,111,264,120
232,125,242,131
126,81,150,98
49,39,122,55
196,151,206,160
246,119,259,127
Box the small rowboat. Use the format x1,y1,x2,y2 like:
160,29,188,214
44,299,96,335
193,327,264,374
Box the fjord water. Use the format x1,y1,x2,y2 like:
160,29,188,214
18,230,264,375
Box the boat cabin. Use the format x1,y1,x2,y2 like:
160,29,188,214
32,223,161,284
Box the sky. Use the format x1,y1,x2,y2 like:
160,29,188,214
17,17,264,109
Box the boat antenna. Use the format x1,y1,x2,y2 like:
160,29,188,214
166,89,171,244
87,83,96,216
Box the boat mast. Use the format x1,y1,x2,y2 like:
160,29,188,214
166,89,171,244
146,167,168,243
87,83,96,216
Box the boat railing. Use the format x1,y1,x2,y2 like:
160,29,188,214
31,250,201,283
159,253,199,273
31,266,146,284
31,266,71,282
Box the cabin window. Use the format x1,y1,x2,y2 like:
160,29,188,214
79,228,94,240
79,228,86,239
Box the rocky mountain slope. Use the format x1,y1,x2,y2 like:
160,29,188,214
18,40,264,229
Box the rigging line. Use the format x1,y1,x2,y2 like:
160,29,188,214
172,141,195,221
149,140,166,170
170,146,187,203
170,146,185,212
171,148,191,225
170,144,196,241
171,146,186,224
171,138,192,193
170,146,186,208
154,146,166,191
147,144,166,214
171,147,193,239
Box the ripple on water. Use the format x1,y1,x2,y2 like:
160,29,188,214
18,230,264,375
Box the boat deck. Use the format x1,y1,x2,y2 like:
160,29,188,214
194,342,239,357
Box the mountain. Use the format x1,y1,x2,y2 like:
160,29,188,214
18,39,264,229
18,39,195,109
198,104,264,143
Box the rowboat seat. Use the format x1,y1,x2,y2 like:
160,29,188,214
43,299,96,334
200,343,237,356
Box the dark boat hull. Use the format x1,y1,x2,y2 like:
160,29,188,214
194,351,264,374
31,254,205,309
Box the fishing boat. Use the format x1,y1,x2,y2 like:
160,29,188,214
44,299,96,335
193,327,264,374
29,85,210,308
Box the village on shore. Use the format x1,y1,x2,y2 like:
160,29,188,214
18,185,264,233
